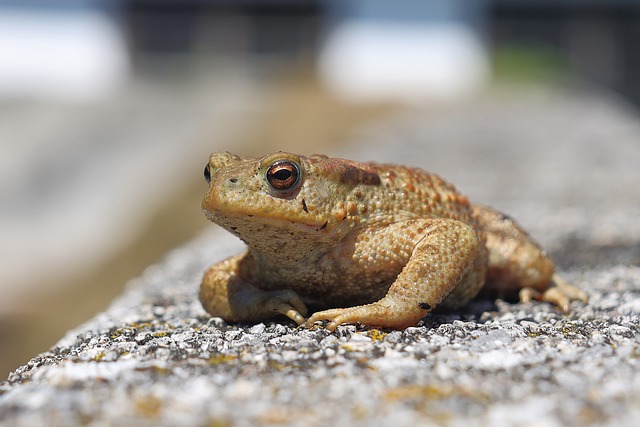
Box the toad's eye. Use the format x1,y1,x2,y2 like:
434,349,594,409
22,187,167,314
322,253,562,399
266,161,300,190
204,163,211,184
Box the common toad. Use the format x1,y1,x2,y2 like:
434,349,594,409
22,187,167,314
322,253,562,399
200,152,587,331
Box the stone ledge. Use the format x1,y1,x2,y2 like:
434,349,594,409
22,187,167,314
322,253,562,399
2,88,640,427
1,238,639,426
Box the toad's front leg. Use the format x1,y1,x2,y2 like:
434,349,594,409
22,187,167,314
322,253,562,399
200,253,308,325
306,219,481,331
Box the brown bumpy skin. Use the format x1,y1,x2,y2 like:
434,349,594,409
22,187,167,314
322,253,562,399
199,151,588,331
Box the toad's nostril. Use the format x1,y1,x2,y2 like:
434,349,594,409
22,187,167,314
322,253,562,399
204,164,211,184
229,177,238,184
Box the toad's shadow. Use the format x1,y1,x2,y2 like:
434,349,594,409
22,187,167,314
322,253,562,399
419,297,499,328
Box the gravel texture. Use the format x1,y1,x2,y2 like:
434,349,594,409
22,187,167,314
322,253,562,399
1,87,639,427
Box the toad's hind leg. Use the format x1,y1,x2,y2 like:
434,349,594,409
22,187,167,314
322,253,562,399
472,204,588,310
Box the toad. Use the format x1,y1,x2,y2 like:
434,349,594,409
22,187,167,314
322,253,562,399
200,152,587,331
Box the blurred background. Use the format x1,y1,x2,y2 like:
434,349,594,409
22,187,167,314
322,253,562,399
1,0,640,376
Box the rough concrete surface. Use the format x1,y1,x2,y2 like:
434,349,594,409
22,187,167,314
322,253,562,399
1,87,639,427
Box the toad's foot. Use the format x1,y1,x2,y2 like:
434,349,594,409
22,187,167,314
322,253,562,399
251,289,308,325
305,301,424,332
519,273,588,313
200,254,308,325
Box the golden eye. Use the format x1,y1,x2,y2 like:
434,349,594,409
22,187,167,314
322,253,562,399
204,163,211,184
266,161,300,190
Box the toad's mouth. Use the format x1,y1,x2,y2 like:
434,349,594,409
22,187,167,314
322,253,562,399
203,187,331,231
204,208,329,235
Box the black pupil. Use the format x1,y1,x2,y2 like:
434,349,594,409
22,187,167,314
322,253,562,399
204,164,211,183
273,169,292,181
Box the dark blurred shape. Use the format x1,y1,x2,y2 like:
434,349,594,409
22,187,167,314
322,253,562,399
126,0,322,59
493,0,640,102
119,0,640,105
